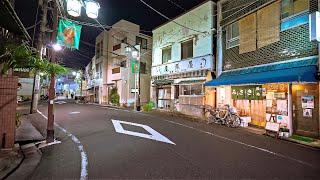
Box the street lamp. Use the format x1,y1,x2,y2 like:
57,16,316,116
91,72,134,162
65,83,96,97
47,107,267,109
66,0,100,19
85,0,100,19
126,46,141,111
66,0,82,17
72,71,77,76
52,43,63,51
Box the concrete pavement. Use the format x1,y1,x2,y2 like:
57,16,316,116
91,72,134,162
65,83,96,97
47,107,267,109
29,101,320,179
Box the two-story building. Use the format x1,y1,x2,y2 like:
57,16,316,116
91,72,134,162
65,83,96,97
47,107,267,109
92,20,152,106
151,1,216,117
206,0,319,138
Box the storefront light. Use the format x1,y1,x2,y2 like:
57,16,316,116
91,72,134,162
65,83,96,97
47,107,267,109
85,0,100,19
67,0,82,17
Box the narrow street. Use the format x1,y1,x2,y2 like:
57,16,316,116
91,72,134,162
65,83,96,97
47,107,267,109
30,101,320,179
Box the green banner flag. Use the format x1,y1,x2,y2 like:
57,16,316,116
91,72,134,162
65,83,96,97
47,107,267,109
56,19,82,49
131,59,139,73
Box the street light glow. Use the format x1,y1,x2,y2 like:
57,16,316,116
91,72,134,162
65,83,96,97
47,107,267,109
72,71,77,76
67,0,82,17
85,1,100,19
132,50,139,59
53,43,62,51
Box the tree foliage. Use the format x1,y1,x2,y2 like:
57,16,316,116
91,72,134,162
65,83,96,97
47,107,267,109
0,42,68,75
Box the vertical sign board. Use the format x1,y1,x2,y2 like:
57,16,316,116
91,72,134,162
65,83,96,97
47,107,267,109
309,11,320,42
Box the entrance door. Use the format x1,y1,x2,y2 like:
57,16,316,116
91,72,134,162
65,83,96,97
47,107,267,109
292,84,319,138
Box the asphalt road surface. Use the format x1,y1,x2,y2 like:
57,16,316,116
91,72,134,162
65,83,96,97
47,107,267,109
30,101,320,179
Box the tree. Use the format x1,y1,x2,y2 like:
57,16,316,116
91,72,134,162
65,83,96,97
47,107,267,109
0,42,68,76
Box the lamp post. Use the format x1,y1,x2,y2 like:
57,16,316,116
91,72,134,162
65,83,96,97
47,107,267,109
127,45,141,111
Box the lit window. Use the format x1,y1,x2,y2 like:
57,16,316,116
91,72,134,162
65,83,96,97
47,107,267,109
226,22,239,49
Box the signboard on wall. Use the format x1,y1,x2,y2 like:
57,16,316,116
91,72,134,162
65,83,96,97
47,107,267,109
301,96,314,109
151,55,213,76
231,86,263,100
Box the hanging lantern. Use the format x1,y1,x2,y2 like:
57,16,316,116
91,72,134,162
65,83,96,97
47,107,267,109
67,0,82,17
85,0,100,19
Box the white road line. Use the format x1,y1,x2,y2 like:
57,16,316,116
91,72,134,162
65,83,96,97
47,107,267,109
37,110,88,180
103,107,316,168
111,119,175,145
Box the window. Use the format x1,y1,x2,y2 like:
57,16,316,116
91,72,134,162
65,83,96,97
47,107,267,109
96,40,103,58
226,22,239,49
181,40,193,60
180,84,203,96
162,47,172,64
96,42,100,58
95,63,102,78
140,62,147,74
281,0,309,19
112,67,120,74
136,36,148,49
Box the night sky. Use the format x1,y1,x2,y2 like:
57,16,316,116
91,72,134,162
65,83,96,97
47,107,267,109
15,0,208,69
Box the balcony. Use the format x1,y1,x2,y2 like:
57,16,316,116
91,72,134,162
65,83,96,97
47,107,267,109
110,67,127,82
151,54,214,77
112,43,128,56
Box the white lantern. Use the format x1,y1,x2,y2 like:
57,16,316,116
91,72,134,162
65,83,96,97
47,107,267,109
67,0,82,17
85,0,100,19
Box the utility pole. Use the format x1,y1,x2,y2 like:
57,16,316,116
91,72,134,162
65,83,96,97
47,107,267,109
47,0,58,143
30,0,47,114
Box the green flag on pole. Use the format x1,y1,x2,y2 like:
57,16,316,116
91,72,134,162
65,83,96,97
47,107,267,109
131,59,140,73
56,19,82,49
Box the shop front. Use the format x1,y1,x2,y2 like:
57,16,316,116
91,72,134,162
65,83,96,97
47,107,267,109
205,58,319,137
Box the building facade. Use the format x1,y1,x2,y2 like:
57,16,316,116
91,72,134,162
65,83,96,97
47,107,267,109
87,20,152,106
206,0,319,138
151,1,216,117
85,56,102,103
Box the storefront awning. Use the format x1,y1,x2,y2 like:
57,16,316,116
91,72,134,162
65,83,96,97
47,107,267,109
205,58,318,86
153,79,174,86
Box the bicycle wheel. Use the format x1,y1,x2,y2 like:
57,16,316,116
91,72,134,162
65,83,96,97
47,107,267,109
231,115,241,128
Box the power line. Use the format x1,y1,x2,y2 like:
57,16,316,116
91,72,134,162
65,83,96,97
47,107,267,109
139,0,206,34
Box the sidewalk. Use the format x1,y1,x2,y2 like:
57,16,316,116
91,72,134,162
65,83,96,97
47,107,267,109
0,103,48,179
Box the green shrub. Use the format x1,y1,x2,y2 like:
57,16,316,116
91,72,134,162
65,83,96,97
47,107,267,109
110,88,120,106
142,101,155,112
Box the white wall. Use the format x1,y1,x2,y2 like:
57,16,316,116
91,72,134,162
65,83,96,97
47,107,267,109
152,1,215,67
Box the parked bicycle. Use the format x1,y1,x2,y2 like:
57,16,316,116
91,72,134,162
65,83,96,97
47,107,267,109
205,105,242,128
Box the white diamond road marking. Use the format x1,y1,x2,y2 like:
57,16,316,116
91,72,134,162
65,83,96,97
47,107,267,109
55,101,67,104
111,119,175,145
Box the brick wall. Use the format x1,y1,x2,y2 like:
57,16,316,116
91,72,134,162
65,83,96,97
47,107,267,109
0,76,18,149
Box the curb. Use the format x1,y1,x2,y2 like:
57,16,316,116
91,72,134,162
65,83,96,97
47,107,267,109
279,137,320,150
6,143,42,180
